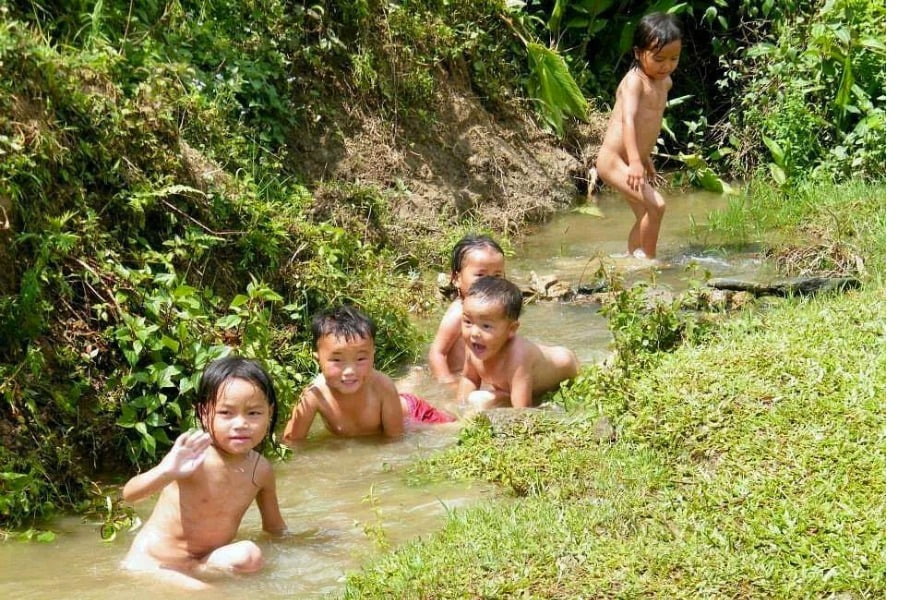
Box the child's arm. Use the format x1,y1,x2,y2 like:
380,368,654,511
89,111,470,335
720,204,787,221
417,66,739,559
618,75,648,192
254,458,288,535
428,303,462,383
282,389,319,443
455,357,480,404
122,429,211,502
508,364,534,409
380,380,405,438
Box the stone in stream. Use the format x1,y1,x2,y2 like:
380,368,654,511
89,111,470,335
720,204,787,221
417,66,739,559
706,276,861,297
523,271,608,302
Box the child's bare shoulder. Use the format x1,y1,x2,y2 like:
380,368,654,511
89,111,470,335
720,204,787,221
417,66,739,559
249,451,276,485
370,370,398,394
507,334,542,365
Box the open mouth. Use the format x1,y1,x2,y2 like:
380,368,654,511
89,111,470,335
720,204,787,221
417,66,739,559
470,342,486,355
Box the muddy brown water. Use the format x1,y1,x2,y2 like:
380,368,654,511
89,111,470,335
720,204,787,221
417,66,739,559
0,188,773,597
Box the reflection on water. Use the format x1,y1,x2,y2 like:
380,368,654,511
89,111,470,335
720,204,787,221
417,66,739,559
0,187,774,597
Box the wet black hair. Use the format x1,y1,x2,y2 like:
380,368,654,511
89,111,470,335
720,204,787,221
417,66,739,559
312,304,376,347
466,276,523,321
450,234,504,277
631,12,683,66
195,356,279,454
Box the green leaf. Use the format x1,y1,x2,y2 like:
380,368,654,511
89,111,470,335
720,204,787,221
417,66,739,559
769,163,787,185
572,205,604,217
216,314,243,329
762,136,786,167
549,0,566,34
525,42,589,137
229,294,250,308
835,55,854,113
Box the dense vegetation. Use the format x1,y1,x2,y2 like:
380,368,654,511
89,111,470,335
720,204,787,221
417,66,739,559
0,0,885,553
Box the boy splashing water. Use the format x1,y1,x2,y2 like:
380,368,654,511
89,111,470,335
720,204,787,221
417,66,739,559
594,12,683,259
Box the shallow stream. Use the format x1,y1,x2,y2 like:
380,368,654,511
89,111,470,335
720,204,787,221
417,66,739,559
0,188,774,598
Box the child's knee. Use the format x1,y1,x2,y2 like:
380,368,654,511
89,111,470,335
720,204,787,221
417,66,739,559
207,540,264,573
233,541,264,572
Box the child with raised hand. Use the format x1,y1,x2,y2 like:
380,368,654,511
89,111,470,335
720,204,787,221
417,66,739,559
122,356,286,590
457,276,579,410
283,305,454,443
428,234,505,384
594,12,683,259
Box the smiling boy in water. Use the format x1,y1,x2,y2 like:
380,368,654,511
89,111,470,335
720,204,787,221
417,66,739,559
595,12,683,259
456,276,579,409
283,305,455,442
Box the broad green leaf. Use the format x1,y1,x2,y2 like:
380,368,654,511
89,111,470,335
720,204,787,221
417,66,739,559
572,204,604,217
230,294,250,308
525,42,589,137
674,153,708,169
769,163,787,185
762,136,786,167
216,314,243,329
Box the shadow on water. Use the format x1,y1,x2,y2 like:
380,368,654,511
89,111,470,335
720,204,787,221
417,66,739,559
0,187,775,597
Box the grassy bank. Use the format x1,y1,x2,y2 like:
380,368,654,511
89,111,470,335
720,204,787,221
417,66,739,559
344,180,886,597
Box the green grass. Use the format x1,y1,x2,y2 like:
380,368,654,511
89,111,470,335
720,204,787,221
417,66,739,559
343,181,885,598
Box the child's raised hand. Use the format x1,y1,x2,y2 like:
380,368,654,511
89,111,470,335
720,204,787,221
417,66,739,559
160,429,211,479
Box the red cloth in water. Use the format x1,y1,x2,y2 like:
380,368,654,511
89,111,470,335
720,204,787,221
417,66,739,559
401,393,456,424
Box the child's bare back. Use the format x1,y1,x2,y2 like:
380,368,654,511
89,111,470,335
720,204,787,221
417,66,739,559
456,277,578,409
466,335,578,408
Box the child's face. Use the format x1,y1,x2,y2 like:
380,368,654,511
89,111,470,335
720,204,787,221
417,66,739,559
461,296,519,362
636,39,681,80
454,247,505,297
315,333,375,396
208,377,272,455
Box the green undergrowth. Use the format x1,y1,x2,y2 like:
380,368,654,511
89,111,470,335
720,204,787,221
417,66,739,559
344,181,885,597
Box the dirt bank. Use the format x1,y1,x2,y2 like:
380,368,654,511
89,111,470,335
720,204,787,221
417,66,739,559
288,68,607,236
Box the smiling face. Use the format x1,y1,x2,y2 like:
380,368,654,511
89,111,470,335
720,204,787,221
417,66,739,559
315,333,375,396
454,247,506,298
636,39,682,80
461,295,519,363
208,377,272,455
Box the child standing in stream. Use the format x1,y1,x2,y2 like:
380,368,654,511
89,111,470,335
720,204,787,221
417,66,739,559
594,12,683,260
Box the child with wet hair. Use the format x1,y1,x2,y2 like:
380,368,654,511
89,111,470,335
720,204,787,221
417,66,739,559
122,356,286,590
283,305,454,443
594,11,684,259
457,276,579,409
428,233,505,384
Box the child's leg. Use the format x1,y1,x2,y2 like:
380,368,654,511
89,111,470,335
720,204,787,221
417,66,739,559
596,151,666,258
626,201,646,255
201,540,264,574
631,184,665,258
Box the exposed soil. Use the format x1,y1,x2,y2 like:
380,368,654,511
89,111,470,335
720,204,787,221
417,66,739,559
287,67,608,237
